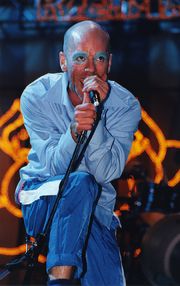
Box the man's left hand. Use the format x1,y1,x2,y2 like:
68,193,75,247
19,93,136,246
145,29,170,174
82,75,109,102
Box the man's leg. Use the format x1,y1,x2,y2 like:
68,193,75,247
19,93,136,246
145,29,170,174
22,172,100,284
81,216,126,286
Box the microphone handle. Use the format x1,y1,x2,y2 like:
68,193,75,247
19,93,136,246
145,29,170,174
77,130,87,144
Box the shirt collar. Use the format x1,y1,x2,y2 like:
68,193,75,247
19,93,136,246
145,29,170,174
61,72,74,114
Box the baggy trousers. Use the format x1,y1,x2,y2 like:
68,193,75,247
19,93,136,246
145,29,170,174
21,172,125,286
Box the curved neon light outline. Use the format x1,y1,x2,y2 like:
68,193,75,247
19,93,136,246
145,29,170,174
0,99,179,257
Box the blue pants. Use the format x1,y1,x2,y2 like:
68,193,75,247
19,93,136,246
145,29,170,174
22,172,125,286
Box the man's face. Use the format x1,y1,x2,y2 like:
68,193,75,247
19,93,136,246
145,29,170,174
63,30,111,103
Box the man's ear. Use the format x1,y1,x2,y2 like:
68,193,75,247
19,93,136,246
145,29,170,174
108,53,112,74
59,51,67,72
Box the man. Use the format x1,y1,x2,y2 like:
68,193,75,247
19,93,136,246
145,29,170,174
15,21,141,286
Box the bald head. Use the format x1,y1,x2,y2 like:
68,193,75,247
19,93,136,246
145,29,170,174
63,21,110,56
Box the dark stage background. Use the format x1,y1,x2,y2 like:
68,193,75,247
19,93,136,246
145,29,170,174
0,1,180,285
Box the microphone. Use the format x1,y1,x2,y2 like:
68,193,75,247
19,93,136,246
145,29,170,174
77,91,100,144
89,90,100,107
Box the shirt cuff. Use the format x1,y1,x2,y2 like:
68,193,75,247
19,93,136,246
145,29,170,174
59,125,77,155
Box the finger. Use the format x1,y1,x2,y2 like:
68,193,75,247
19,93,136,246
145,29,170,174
84,79,108,91
75,110,96,121
83,75,99,84
83,84,108,102
83,78,99,91
77,117,95,125
76,122,95,133
83,78,109,93
82,92,90,104
75,104,96,113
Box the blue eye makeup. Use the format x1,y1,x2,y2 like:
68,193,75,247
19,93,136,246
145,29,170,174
94,52,108,62
72,51,108,65
72,52,88,64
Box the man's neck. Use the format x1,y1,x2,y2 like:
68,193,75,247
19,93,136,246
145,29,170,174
68,87,82,106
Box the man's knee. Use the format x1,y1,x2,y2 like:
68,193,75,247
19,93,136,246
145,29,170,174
69,171,100,199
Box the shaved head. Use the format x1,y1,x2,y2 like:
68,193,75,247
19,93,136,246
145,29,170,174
63,21,110,56
59,20,112,105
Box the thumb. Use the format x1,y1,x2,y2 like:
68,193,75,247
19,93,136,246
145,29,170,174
83,92,90,104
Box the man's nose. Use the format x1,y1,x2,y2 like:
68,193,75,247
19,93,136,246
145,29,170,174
84,59,95,74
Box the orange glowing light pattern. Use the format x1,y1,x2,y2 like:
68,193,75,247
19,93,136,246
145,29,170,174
36,0,180,22
0,99,179,258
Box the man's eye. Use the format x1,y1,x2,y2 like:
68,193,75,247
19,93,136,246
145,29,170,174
75,56,86,62
96,56,105,62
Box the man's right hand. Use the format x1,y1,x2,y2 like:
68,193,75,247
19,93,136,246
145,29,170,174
70,93,97,141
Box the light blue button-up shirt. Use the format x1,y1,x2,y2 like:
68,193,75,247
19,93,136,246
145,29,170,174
17,72,141,228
